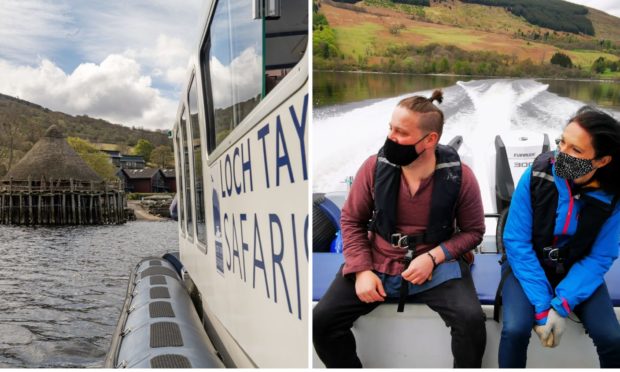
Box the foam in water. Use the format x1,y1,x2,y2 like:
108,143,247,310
313,79,619,213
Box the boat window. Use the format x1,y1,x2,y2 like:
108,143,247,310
188,75,206,246
180,107,194,240
264,0,308,94
201,0,263,153
200,0,307,153
175,129,186,236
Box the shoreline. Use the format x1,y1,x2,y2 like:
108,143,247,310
126,200,168,222
313,69,620,83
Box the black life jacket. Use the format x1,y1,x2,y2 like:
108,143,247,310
530,151,617,283
370,144,462,245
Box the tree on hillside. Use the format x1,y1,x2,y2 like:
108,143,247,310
0,104,24,171
592,57,607,74
67,137,118,181
133,139,155,162
150,145,174,168
550,52,573,68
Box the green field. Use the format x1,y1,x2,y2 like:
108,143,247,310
567,50,620,68
335,23,382,60
402,25,484,45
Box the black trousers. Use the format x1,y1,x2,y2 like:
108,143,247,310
313,259,487,368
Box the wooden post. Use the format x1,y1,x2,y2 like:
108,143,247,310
27,177,32,225
77,193,81,224
112,193,116,224
9,179,13,225
51,194,55,225
18,193,23,225
62,193,66,225
98,194,102,224
105,185,110,224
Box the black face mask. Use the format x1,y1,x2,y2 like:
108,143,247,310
383,134,428,166
554,149,595,180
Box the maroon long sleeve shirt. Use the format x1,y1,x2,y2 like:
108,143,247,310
341,155,485,276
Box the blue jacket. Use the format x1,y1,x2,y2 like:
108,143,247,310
504,165,620,325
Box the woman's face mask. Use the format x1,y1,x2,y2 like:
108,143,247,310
554,148,595,180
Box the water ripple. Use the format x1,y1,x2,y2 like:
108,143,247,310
0,221,178,367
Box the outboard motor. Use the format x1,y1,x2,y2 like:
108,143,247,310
494,131,549,214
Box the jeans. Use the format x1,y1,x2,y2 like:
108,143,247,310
313,260,486,368
498,263,620,368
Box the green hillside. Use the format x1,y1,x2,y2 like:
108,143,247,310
314,0,620,78
0,93,171,177
460,0,593,35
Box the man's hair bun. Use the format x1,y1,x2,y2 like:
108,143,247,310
430,90,443,104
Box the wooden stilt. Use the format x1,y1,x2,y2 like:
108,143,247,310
1,178,127,225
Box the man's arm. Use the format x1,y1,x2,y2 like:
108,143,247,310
340,156,387,303
341,156,377,276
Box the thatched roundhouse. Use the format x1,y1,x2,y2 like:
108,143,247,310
4,125,102,183
0,125,127,225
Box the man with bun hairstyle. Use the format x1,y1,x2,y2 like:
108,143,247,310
313,90,487,367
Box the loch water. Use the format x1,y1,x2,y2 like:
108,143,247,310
0,221,178,367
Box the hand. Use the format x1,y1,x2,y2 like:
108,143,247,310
536,309,566,348
533,325,554,348
355,270,386,303
402,254,434,285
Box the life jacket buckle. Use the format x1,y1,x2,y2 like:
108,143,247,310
543,246,562,262
391,233,408,249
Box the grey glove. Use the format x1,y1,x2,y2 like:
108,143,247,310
534,325,554,347
538,309,566,348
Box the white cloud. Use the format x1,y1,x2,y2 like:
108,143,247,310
124,34,192,87
563,0,620,17
0,55,176,130
0,0,202,130
210,47,262,109
69,1,202,92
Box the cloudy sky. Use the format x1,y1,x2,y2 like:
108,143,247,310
0,0,203,131
564,0,620,17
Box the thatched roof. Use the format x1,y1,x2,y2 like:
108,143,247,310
2,125,102,183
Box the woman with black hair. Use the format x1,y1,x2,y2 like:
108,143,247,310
499,106,620,368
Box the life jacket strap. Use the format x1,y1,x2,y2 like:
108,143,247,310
396,237,422,313
390,233,426,249
397,251,415,313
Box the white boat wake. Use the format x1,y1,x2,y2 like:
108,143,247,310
313,78,619,213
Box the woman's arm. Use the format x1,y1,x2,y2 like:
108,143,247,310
504,167,555,324
553,201,620,316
